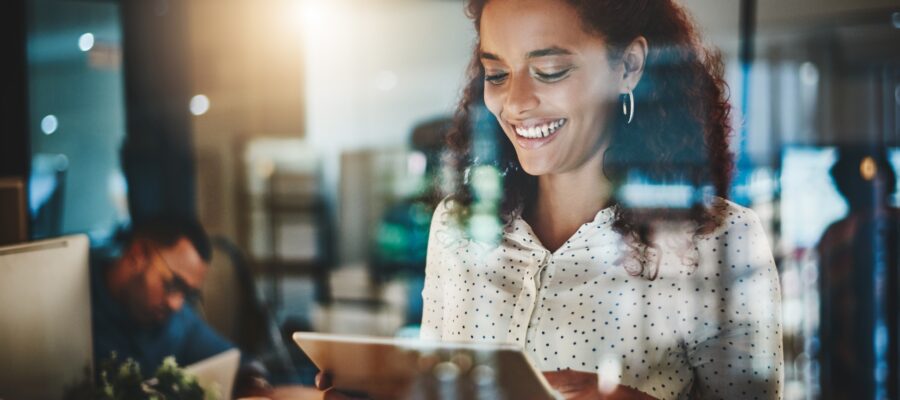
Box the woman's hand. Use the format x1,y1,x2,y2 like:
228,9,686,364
542,370,658,400
314,371,370,400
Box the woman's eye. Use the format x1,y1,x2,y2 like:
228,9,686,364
533,68,572,82
484,72,509,85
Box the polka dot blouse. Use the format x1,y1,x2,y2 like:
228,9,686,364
420,199,784,399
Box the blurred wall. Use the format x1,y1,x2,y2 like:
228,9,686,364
747,0,899,160
187,0,305,241
187,0,474,265
300,0,475,265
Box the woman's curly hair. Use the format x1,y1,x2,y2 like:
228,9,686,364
445,0,735,276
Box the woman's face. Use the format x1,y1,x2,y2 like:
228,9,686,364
480,0,623,177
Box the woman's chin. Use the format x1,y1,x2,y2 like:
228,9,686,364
517,159,553,177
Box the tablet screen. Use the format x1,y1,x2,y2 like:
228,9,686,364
293,332,560,400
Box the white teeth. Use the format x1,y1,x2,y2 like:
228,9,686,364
514,118,566,139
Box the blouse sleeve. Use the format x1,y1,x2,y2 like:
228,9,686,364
685,208,784,399
419,200,449,340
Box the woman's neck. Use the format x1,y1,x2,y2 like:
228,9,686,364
526,156,612,252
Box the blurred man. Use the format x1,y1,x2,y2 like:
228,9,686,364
817,147,900,399
90,217,232,373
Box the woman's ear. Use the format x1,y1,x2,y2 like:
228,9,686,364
620,36,648,92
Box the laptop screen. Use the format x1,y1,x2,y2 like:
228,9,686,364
0,235,93,399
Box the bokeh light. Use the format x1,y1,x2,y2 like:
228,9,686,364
78,33,94,52
40,115,58,135
189,94,210,116
860,156,877,181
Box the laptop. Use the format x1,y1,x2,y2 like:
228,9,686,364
0,235,93,399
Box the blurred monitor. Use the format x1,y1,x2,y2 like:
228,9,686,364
0,178,28,245
0,235,93,399
779,146,900,249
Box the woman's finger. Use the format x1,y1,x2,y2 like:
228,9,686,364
315,371,333,390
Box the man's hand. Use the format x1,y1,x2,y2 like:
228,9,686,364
542,369,658,400
234,365,274,398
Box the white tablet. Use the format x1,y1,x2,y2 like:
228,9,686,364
293,332,561,400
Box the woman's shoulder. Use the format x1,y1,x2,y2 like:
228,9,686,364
692,197,778,279
431,196,463,231
697,197,767,239
428,197,475,251
433,196,455,217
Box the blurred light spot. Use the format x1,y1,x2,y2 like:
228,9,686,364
781,268,801,295
54,154,70,171
41,115,58,135
875,324,888,355
470,213,502,244
417,354,439,372
78,33,94,52
892,12,900,29
791,353,811,379
894,85,900,105
860,156,877,181
189,94,210,116
471,365,496,386
597,357,622,394
408,151,427,176
783,299,804,334
471,165,502,201
450,353,473,371
433,361,460,382
108,170,130,222
800,62,818,86
784,381,805,399
620,183,694,208
374,70,398,92
803,261,818,285
748,167,776,201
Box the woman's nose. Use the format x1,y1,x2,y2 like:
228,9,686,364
503,75,539,116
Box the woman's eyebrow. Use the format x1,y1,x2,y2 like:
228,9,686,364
480,51,502,61
480,46,574,62
526,46,573,59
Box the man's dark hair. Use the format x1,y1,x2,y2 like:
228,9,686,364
124,217,212,263
830,146,897,211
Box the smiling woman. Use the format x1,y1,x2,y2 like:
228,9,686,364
419,0,784,399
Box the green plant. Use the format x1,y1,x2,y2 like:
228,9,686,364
67,353,212,400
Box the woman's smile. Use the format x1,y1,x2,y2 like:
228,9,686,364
505,117,568,150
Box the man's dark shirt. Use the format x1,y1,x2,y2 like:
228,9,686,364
90,257,233,374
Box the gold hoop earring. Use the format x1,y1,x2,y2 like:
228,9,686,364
622,88,634,125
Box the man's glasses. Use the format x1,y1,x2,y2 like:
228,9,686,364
154,250,204,305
